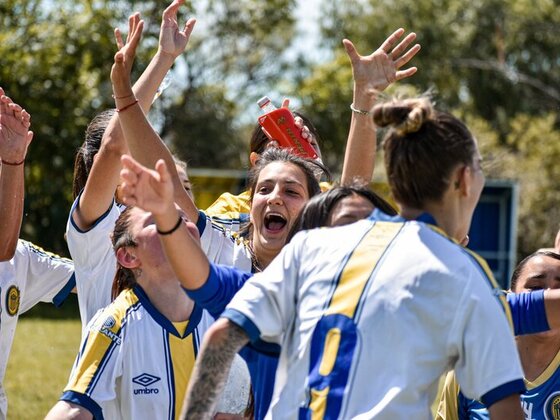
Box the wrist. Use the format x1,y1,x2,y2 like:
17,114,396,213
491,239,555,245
352,87,379,109
1,156,25,166
155,49,176,65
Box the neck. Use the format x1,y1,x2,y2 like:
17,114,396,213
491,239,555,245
250,240,276,270
400,200,464,241
516,333,560,382
137,276,194,322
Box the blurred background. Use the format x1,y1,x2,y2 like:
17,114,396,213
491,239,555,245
2,0,560,276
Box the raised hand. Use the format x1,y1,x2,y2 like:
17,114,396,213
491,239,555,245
111,13,144,97
159,0,196,59
0,88,33,165
120,155,174,216
343,29,421,95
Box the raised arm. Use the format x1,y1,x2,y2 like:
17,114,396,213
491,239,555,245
340,29,420,185
73,1,196,230
111,5,198,222
120,154,210,287
0,88,33,260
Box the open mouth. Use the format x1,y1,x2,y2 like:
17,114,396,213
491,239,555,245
264,213,287,232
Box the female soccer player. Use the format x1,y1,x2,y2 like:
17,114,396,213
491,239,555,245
180,97,526,419
437,250,560,419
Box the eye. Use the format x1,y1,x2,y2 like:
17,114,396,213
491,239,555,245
286,189,301,196
257,186,271,194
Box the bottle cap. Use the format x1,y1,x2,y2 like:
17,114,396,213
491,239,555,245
257,96,271,108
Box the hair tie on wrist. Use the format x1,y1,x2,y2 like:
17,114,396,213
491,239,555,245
157,216,183,235
350,103,373,116
116,99,139,113
1,158,25,166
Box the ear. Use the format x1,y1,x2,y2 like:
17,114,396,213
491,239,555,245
249,152,259,167
116,247,140,269
455,165,472,197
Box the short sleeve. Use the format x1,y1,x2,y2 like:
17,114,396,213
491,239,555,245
185,263,252,318
507,290,549,335
61,308,125,417
222,232,304,345
448,270,525,406
19,241,75,313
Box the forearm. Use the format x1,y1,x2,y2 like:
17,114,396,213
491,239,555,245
340,84,378,185
0,165,24,260
181,319,250,419
133,51,175,113
487,394,523,419
155,205,210,289
45,401,93,420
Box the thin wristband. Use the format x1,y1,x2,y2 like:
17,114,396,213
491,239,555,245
116,99,139,113
156,216,183,235
1,157,25,166
112,92,134,100
350,103,373,116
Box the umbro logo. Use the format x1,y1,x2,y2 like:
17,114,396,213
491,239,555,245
133,373,161,395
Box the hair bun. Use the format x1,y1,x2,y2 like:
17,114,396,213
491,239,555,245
373,98,433,135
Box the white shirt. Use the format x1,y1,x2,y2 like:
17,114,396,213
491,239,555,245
0,240,74,420
61,285,214,420
224,219,525,419
66,197,122,332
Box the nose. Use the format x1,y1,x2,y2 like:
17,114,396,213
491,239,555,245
267,186,283,205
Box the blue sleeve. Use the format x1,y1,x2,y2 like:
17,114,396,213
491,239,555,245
60,390,103,420
185,263,252,318
196,210,207,235
480,379,525,408
52,273,76,307
508,290,549,335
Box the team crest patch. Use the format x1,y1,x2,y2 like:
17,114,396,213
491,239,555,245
545,391,560,419
6,286,20,316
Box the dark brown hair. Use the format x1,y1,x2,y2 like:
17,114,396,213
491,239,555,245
374,98,476,209
72,109,115,200
510,250,560,291
287,181,397,242
249,111,322,156
111,206,138,300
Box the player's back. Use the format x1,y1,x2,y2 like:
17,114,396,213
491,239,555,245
268,219,522,419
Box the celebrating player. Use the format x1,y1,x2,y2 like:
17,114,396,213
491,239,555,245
181,96,526,419
0,88,75,420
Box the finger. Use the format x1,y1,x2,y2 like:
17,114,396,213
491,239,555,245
301,127,310,140
182,18,196,38
129,20,144,53
281,98,290,108
267,140,279,149
163,0,182,19
26,131,33,146
155,159,170,184
0,87,4,97
294,116,304,129
115,28,124,50
342,39,360,62
379,28,405,53
395,67,418,81
389,32,416,60
9,103,23,120
394,44,421,69
120,167,139,184
121,154,145,174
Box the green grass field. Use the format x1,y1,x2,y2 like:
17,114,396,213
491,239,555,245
5,317,81,419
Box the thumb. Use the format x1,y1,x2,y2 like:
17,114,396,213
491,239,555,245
155,159,170,184
26,131,33,147
342,39,360,62
281,98,290,109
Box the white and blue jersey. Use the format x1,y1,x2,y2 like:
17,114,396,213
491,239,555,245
223,215,525,419
0,240,74,420
60,284,214,420
66,194,124,331
438,352,560,420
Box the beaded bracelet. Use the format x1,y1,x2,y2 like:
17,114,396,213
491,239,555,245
156,216,183,235
350,103,373,116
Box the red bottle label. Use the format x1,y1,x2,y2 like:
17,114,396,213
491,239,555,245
258,108,318,159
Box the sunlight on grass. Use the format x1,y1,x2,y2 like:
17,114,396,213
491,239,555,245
5,317,81,419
